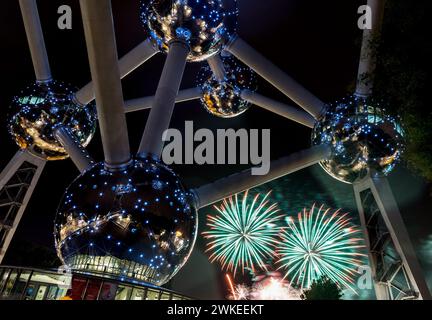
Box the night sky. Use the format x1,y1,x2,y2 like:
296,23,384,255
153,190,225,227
1,0,431,300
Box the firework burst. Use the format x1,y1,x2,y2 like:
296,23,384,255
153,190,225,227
227,278,250,301
203,190,283,276
277,204,366,292
250,274,302,300
227,272,302,301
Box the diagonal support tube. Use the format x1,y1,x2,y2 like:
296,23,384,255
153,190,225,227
74,39,158,106
241,90,316,128
19,0,52,82
125,87,202,113
192,145,331,208
138,40,190,158
356,0,386,97
227,36,325,119
354,175,431,300
54,126,95,173
80,0,131,169
207,55,226,81
0,151,46,263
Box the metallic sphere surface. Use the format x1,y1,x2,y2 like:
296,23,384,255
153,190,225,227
312,95,405,184
198,56,257,118
54,157,198,285
8,80,97,161
141,0,238,62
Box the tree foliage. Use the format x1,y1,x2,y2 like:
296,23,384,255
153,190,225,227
2,240,61,269
302,276,343,300
373,0,432,181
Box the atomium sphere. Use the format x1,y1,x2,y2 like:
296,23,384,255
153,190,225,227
197,56,257,118
8,80,97,161
140,0,239,62
54,157,198,286
312,94,405,184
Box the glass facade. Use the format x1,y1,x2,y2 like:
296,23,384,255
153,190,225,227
0,266,190,301
65,254,158,283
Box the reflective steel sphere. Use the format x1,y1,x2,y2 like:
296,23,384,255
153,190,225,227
312,95,405,184
197,56,257,117
54,157,198,286
8,80,97,161
140,0,239,62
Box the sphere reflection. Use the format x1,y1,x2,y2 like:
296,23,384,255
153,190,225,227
140,0,239,62
54,157,198,285
312,95,405,184
197,56,257,118
8,80,97,161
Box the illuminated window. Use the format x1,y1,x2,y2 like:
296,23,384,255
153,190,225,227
0,268,10,293
131,288,145,300
146,289,160,300
2,269,18,297
160,292,171,300
114,285,132,300
11,270,32,298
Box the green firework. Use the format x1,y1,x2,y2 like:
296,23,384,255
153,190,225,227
277,204,366,292
203,191,283,276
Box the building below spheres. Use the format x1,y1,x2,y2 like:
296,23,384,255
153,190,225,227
0,266,191,300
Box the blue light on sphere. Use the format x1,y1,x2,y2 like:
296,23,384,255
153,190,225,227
312,95,405,184
140,0,239,62
8,80,97,161
197,56,257,118
54,157,198,285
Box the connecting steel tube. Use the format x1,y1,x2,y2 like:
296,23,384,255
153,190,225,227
74,39,158,105
54,126,95,173
19,0,52,82
192,144,331,208
80,0,131,169
138,40,190,159
124,87,203,113
356,0,386,97
241,90,316,128
207,55,226,81
227,36,325,119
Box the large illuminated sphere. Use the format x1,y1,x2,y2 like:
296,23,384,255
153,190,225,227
312,95,405,184
8,80,97,161
54,157,198,286
140,0,238,62
197,56,257,118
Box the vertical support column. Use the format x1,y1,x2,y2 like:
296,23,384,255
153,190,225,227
80,0,131,169
356,0,386,97
0,151,46,263
138,40,190,159
354,175,431,300
19,0,52,82
354,180,389,300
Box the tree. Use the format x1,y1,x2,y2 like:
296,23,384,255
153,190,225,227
373,0,432,182
2,240,61,269
302,276,343,300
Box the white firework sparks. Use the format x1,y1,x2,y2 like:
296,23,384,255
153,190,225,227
277,204,367,292
203,190,283,276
